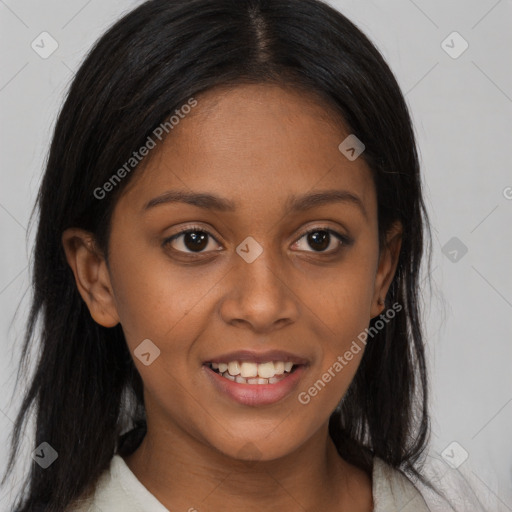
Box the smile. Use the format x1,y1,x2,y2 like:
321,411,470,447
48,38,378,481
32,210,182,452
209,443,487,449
206,360,298,385
203,361,306,406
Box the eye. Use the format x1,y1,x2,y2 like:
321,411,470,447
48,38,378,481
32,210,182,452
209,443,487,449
163,225,351,257
292,227,350,254
163,226,221,254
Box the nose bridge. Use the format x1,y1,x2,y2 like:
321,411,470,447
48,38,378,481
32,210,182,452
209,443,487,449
240,245,282,296
221,238,298,331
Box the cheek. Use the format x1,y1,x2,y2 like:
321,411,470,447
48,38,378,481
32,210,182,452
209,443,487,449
108,245,218,428
295,310,368,420
108,239,221,350
310,246,378,339
296,246,378,407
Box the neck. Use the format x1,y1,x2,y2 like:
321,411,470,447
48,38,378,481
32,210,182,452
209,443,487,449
123,419,373,512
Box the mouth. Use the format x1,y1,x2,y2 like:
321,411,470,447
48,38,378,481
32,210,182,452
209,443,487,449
204,360,301,385
202,351,309,406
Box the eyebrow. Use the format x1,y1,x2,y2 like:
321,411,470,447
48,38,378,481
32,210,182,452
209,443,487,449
143,191,236,212
285,189,367,218
143,189,367,218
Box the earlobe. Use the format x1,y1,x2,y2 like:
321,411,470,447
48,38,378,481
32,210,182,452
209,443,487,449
370,222,402,318
61,228,120,327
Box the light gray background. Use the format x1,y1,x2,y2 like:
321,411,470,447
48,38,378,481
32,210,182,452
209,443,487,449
1,0,511,510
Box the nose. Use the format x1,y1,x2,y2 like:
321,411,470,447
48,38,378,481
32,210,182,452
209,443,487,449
219,247,300,334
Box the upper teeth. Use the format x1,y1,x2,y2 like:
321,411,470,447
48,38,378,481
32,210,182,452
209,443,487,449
211,361,294,379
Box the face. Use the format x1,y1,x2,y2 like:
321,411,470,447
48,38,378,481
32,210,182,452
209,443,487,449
63,83,400,462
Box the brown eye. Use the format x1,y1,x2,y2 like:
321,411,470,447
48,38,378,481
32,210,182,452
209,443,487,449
163,227,220,254
306,230,330,251
293,228,350,253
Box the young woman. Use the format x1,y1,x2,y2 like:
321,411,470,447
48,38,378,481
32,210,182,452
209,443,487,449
3,0,489,510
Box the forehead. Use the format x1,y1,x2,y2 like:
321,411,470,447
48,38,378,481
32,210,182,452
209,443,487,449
118,83,376,218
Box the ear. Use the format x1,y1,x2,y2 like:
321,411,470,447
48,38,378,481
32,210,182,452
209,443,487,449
61,228,120,327
370,221,402,318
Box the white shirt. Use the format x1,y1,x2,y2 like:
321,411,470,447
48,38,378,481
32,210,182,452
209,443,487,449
68,454,432,511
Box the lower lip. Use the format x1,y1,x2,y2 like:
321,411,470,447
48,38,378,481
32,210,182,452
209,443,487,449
203,365,307,406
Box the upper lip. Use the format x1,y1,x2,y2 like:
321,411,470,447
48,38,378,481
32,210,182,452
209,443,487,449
204,349,309,365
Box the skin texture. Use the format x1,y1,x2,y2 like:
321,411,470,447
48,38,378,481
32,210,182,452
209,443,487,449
62,83,402,511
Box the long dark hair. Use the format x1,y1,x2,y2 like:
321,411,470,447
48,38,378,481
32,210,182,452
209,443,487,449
4,0,433,510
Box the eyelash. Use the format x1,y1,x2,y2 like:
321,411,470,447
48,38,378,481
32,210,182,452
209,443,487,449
162,224,352,257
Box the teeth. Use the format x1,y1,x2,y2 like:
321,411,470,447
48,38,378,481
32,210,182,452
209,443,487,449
240,362,258,378
222,372,274,385
257,362,275,378
209,359,298,381
274,362,285,375
228,361,241,376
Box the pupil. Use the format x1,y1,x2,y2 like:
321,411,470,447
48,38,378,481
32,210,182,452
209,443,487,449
185,232,208,252
308,231,329,251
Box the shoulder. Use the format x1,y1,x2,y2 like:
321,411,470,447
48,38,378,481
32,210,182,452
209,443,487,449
373,454,498,512
66,459,123,512
372,456,431,512
66,455,168,512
